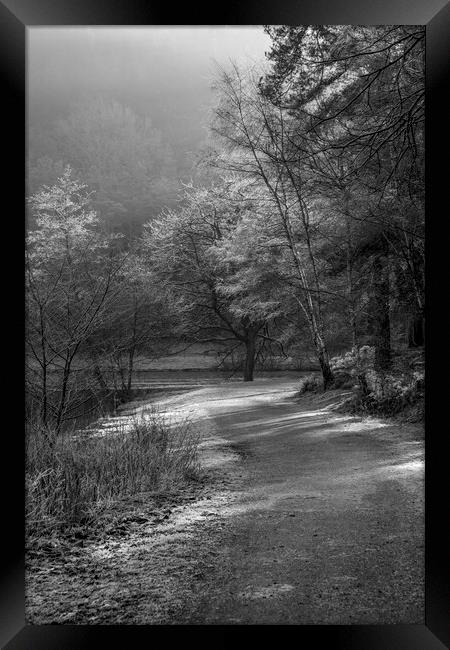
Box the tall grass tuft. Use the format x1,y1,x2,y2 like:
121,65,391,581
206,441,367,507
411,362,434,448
26,410,200,537
298,373,322,394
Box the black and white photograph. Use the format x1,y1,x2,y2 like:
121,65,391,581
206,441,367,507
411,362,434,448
22,23,428,627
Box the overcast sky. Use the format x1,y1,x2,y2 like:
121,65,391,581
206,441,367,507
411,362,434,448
27,27,270,159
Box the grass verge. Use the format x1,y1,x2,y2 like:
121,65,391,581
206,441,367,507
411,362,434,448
26,410,201,542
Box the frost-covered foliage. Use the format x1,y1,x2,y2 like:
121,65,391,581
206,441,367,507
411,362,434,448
304,346,425,418
330,346,425,417
349,369,424,416
330,346,374,375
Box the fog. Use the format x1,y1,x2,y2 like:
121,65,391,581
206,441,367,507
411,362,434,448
27,27,270,166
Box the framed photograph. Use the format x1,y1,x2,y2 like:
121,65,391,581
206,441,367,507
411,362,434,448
2,0,448,646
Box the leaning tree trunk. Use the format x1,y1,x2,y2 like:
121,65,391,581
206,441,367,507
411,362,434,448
372,253,391,371
303,308,334,391
316,338,334,390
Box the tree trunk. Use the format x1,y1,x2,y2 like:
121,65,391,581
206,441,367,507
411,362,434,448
304,315,334,390
126,347,135,393
127,292,138,393
93,363,108,391
56,362,71,433
346,241,358,348
317,342,334,390
40,362,48,427
372,254,391,371
114,352,127,391
408,314,425,347
39,306,48,426
243,334,256,382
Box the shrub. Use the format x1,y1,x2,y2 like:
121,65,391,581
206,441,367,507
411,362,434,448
331,372,356,390
26,410,200,537
298,374,322,394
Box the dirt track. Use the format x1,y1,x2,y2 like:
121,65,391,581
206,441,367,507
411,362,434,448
26,378,424,625
175,379,424,624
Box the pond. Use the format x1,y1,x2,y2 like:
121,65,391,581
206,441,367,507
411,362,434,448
27,369,317,433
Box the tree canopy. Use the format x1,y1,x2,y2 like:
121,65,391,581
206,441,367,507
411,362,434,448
26,26,425,399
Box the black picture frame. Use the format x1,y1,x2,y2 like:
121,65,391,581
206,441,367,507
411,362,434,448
2,0,449,646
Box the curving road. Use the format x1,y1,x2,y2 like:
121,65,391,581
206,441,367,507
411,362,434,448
26,377,424,625
170,378,424,624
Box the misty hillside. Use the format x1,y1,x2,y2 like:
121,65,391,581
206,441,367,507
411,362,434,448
27,28,270,232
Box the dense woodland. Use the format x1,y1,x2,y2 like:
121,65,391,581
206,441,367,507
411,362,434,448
26,26,425,432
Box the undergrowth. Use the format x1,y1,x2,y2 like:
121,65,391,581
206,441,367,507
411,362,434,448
298,346,424,420
345,369,424,418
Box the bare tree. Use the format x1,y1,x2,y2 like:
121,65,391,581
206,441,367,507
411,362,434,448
26,167,126,433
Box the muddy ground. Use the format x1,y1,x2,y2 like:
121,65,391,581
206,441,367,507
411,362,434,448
26,378,424,624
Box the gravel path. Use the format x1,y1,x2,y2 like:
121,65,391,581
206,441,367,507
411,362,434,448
176,379,424,624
